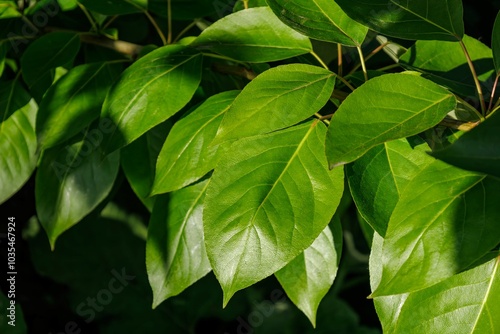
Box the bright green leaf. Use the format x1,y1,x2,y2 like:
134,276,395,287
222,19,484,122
152,90,238,195
213,64,335,144
0,100,38,205
78,0,146,15
493,11,500,74
276,219,342,327
372,161,500,297
347,137,435,236
37,61,122,149
35,129,120,249
431,111,500,179
0,79,31,123
0,1,20,19
335,0,464,41
101,44,202,154
204,120,344,305
267,0,368,46
147,180,211,307
326,73,456,168
192,7,312,63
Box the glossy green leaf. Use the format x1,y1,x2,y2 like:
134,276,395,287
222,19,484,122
152,91,238,195
147,180,211,308
0,1,21,19
431,111,500,179
347,137,435,236
213,64,335,144
35,130,120,249
335,0,464,41
21,32,81,98
276,219,342,327
78,0,146,15
192,7,312,63
121,122,170,212
326,73,456,168
0,100,38,205
372,161,500,297
267,0,368,46
204,120,344,305
0,79,31,123
37,61,122,149
493,11,500,74
392,254,500,333
400,35,495,97
101,45,202,154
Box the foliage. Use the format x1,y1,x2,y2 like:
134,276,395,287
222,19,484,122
1,0,500,333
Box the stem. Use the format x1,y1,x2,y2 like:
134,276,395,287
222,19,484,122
79,34,143,56
211,63,256,80
338,76,356,91
356,46,368,81
310,50,329,70
455,95,484,122
102,15,118,30
21,16,38,35
144,10,167,45
173,20,198,43
201,52,249,66
314,112,330,125
349,42,389,75
488,73,500,113
459,40,486,115
78,3,98,32
167,0,172,44
337,44,343,77
243,0,249,9
377,63,400,72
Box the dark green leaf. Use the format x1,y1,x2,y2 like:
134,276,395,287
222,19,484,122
78,0,146,15
0,79,31,123
335,0,464,41
493,11,500,74
150,0,217,19
37,61,122,149
204,120,344,305
0,42,8,76
101,44,202,154
267,0,368,46
326,73,456,168
0,100,38,205
213,64,335,144
192,7,312,63
152,90,238,195
431,111,500,179
147,180,211,307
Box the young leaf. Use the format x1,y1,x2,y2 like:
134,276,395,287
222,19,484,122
0,100,38,205
335,0,464,41
0,79,31,123
191,7,312,63
267,0,368,46
204,120,344,306
213,64,335,144
326,73,456,168
78,0,146,15
493,11,500,74
35,131,120,249
372,161,500,297
101,45,202,154
431,111,500,179
152,91,239,195
37,61,122,149
392,254,500,333
0,1,21,19
347,137,435,236
400,35,494,97
146,180,211,308
275,219,342,327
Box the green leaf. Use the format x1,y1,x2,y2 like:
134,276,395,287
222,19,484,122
276,219,342,327
121,122,170,212
35,128,120,249
431,111,500,179
493,11,500,74
147,180,212,308
400,35,495,97
20,32,81,100
326,73,456,168
335,0,464,41
267,0,368,46
78,0,146,15
347,137,435,236
0,79,31,123
392,254,500,333
37,61,122,149
204,120,344,305
0,99,38,205
152,90,238,195
150,0,217,19
0,42,8,77
191,7,312,63
372,161,500,297
101,45,202,154
213,64,335,144
0,1,21,19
